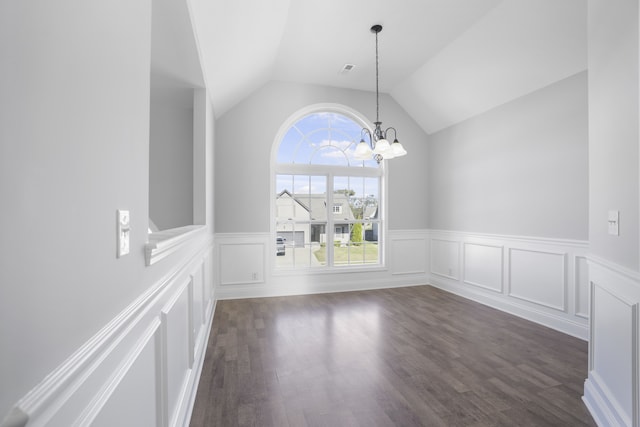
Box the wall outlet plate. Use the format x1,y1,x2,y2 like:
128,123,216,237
117,209,130,257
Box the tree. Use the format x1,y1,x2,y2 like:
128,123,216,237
351,222,363,245
335,189,355,197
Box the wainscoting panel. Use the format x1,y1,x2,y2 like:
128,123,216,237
430,239,460,280
2,233,215,427
203,253,214,314
575,256,589,318
463,243,503,293
88,322,160,427
509,248,566,311
219,238,266,285
214,231,429,300
191,266,205,340
584,257,640,427
428,230,589,339
162,281,192,426
390,234,427,275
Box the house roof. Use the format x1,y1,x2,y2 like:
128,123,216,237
277,190,356,222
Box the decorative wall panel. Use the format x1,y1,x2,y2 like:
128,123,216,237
509,248,566,311
463,243,503,292
430,239,460,280
391,237,427,275
219,242,265,285
575,256,589,318
428,230,588,339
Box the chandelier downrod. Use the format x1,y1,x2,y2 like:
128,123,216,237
353,24,407,163
372,24,382,124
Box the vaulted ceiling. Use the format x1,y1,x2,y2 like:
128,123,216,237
188,0,586,134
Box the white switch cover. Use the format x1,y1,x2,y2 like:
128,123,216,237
117,209,130,257
608,210,619,236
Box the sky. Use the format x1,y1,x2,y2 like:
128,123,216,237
275,112,380,200
276,112,379,168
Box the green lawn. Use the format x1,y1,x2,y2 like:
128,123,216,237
314,244,379,264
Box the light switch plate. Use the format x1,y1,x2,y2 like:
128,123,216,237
117,209,130,257
608,210,619,236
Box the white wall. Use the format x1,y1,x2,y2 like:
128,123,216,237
583,1,640,426
212,81,431,301
149,86,194,230
428,71,589,240
422,70,590,372
0,1,216,425
588,2,640,272
214,80,429,233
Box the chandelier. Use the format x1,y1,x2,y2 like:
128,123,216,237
354,24,407,163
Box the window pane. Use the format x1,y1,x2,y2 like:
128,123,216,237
275,224,327,268
276,175,328,222
313,243,327,266
311,146,349,166
277,127,303,164
275,111,383,270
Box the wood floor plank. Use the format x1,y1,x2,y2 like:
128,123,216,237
190,286,595,426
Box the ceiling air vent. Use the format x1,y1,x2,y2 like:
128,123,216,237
340,63,356,74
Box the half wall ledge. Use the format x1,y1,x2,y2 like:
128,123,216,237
145,224,207,266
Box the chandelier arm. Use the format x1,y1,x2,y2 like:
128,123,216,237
360,128,373,148
385,127,397,141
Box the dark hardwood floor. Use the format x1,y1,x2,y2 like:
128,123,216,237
190,286,595,426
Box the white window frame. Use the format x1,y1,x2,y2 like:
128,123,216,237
270,103,387,272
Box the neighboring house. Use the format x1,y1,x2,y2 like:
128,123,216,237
363,204,379,242
276,190,356,246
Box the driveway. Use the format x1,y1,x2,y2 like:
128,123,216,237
275,243,324,268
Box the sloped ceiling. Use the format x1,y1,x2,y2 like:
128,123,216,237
189,0,586,134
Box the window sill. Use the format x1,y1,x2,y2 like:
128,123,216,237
145,225,206,266
272,265,388,276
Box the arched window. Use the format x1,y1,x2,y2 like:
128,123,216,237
273,105,384,269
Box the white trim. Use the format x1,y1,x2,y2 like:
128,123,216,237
575,255,589,319
462,242,504,293
214,230,429,300
589,255,640,285
146,225,208,266
507,248,567,312
429,229,589,248
270,104,388,273
275,163,383,177
215,278,427,301
585,258,640,427
427,229,588,339
584,371,632,427
430,238,461,281
2,241,214,427
74,319,162,426
389,235,428,275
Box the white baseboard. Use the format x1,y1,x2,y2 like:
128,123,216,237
428,276,589,339
584,371,631,427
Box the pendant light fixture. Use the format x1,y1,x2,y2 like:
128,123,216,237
354,24,407,163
